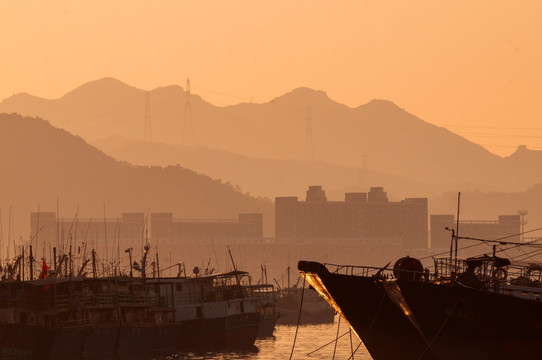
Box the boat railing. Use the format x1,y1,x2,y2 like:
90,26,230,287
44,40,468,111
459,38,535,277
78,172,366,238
78,292,115,307
29,294,69,311
323,263,396,278
434,257,467,280
316,262,432,281
173,292,196,304
148,294,174,309
59,317,91,328
98,292,115,306
117,291,147,305
54,294,70,310
172,285,255,305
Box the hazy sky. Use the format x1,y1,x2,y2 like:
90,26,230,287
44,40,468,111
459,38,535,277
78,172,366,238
1,1,541,156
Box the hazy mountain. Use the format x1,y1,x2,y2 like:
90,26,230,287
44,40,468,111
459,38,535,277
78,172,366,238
0,113,274,237
92,136,439,200
2,78,542,194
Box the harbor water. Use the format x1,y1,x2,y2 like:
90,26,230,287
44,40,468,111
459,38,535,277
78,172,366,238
29,316,373,360
155,317,373,360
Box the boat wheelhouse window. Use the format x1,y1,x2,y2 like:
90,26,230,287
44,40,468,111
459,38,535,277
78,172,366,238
176,283,183,292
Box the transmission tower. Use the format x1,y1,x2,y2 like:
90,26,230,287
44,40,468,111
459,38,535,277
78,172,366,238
304,105,314,160
143,92,152,142
183,78,195,145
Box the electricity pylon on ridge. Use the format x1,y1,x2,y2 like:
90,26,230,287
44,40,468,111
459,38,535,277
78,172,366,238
183,78,195,145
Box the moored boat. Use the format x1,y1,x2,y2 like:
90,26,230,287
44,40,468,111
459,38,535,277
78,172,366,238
149,270,260,350
246,283,280,338
299,238,542,360
298,260,436,360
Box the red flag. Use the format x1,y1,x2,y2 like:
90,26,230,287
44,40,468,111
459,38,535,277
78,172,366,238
39,260,49,279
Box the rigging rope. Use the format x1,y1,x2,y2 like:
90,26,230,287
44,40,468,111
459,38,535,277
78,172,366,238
306,330,352,356
416,297,459,360
289,276,306,360
346,343,362,360
332,314,341,359
349,327,355,360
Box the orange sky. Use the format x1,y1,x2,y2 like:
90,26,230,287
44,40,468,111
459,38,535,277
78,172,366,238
1,1,541,156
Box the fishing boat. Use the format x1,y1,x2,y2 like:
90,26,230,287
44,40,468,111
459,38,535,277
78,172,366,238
275,285,336,325
298,260,436,360
299,236,542,360
0,232,264,357
246,283,280,338
0,244,178,358
272,266,335,326
149,269,261,350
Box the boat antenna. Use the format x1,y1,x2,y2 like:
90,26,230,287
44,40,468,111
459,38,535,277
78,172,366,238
82,217,93,270
21,245,25,281
288,265,291,289
455,192,461,262
208,228,220,273
0,208,3,266
91,248,97,279
227,245,241,285
125,247,133,277
103,203,108,267
56,198,60,255
156,246,160,279
34,206,40,256
29,245,33,281
72,207,79,276
227,245,237,272
117,218,121,275
273,277,282,291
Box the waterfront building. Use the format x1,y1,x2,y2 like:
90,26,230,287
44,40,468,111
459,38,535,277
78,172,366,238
430,214,521,253
275,186,428,249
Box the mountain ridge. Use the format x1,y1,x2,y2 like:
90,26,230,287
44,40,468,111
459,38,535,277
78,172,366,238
1,77,541,194
0,113,274,237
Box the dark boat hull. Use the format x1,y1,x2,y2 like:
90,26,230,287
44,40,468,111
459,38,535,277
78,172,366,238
116,324,181,355
0,324,41,358
178,312,260,349
257,313,279,338
397,278,542,360
82,325,119,355
49,325,89,357
275,307,335,325
0,323,59,358
299,261,437,360
149,324,181,354
117,325,155,355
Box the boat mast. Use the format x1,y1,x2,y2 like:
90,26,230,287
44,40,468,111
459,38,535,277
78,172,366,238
22,246,25,281
455,192,461,262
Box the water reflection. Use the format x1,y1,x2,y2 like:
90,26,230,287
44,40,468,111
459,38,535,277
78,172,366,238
33,321,373,360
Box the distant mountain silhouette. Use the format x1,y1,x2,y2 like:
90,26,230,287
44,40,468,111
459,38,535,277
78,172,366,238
0,113,273,237
2,78,542,195
93,135,434,200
